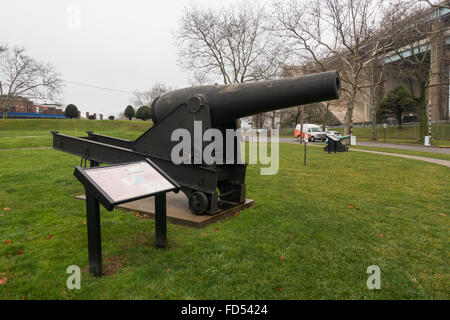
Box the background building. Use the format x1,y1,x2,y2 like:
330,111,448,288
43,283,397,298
0,96,65,118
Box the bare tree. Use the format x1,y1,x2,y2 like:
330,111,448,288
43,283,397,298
273,0,392,135
279,103,336,129
132,82,174,110
282,106,303,128
0,45,62,119
360,59,385,140
175,1,291,129
175,1,289,85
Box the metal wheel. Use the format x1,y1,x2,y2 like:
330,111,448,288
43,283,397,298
189,192,209,215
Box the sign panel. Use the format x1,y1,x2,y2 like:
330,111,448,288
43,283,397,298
84,161,176,203
73,159,178,277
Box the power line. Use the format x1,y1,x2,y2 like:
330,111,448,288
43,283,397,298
63,79,143,95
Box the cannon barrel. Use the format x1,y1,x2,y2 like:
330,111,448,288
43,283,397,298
151,70,340,125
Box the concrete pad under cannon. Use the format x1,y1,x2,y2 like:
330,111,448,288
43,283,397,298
76,192,255,228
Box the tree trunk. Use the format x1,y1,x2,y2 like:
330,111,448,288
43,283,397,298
271,111,276,128
1,101,7,119
396,110,402,128
344,91,357,135
371,108,377,141
322,102,330,131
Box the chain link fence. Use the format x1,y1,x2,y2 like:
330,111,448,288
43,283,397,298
329,121,450,143
280,121,450,143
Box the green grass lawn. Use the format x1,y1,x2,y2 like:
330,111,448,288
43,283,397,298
0,119,152,149
0,133,448,299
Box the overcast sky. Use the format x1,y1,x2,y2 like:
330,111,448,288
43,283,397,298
0,0,247,117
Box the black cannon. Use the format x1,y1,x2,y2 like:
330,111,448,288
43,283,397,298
52,70,340,215
324,134,349,153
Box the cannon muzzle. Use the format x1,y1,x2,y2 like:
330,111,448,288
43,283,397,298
152,70,340,125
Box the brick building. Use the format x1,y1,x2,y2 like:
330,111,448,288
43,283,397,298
34,104,65,115
1,96,36,113
0,96,64,116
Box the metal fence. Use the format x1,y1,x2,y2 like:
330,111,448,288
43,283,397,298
328,121,450,141
280,121,450,141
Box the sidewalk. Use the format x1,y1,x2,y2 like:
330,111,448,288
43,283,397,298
0,147,53,151
348,148,450,168
355,141,450,155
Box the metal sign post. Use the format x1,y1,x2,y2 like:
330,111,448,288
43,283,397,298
85,192,102,277
428,100,432,146
154,193,167,249
304,138,307,166
74,159,180,277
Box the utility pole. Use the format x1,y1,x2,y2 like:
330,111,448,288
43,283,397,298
299,105,307,165
299,105,304,144
304,135,307,166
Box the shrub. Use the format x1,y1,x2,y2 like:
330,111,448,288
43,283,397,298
124,105,135,120
64,104,78,119
135,106,151,121
378,86,419,126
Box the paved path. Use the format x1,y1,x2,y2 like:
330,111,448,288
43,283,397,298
1,135,48,138
348,149,450,167
0,147,52,151
278,138,450,168
355,141,450,154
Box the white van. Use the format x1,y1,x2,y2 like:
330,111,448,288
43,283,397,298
294,124,327,142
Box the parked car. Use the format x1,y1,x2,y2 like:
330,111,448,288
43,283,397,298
294,124,327,142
